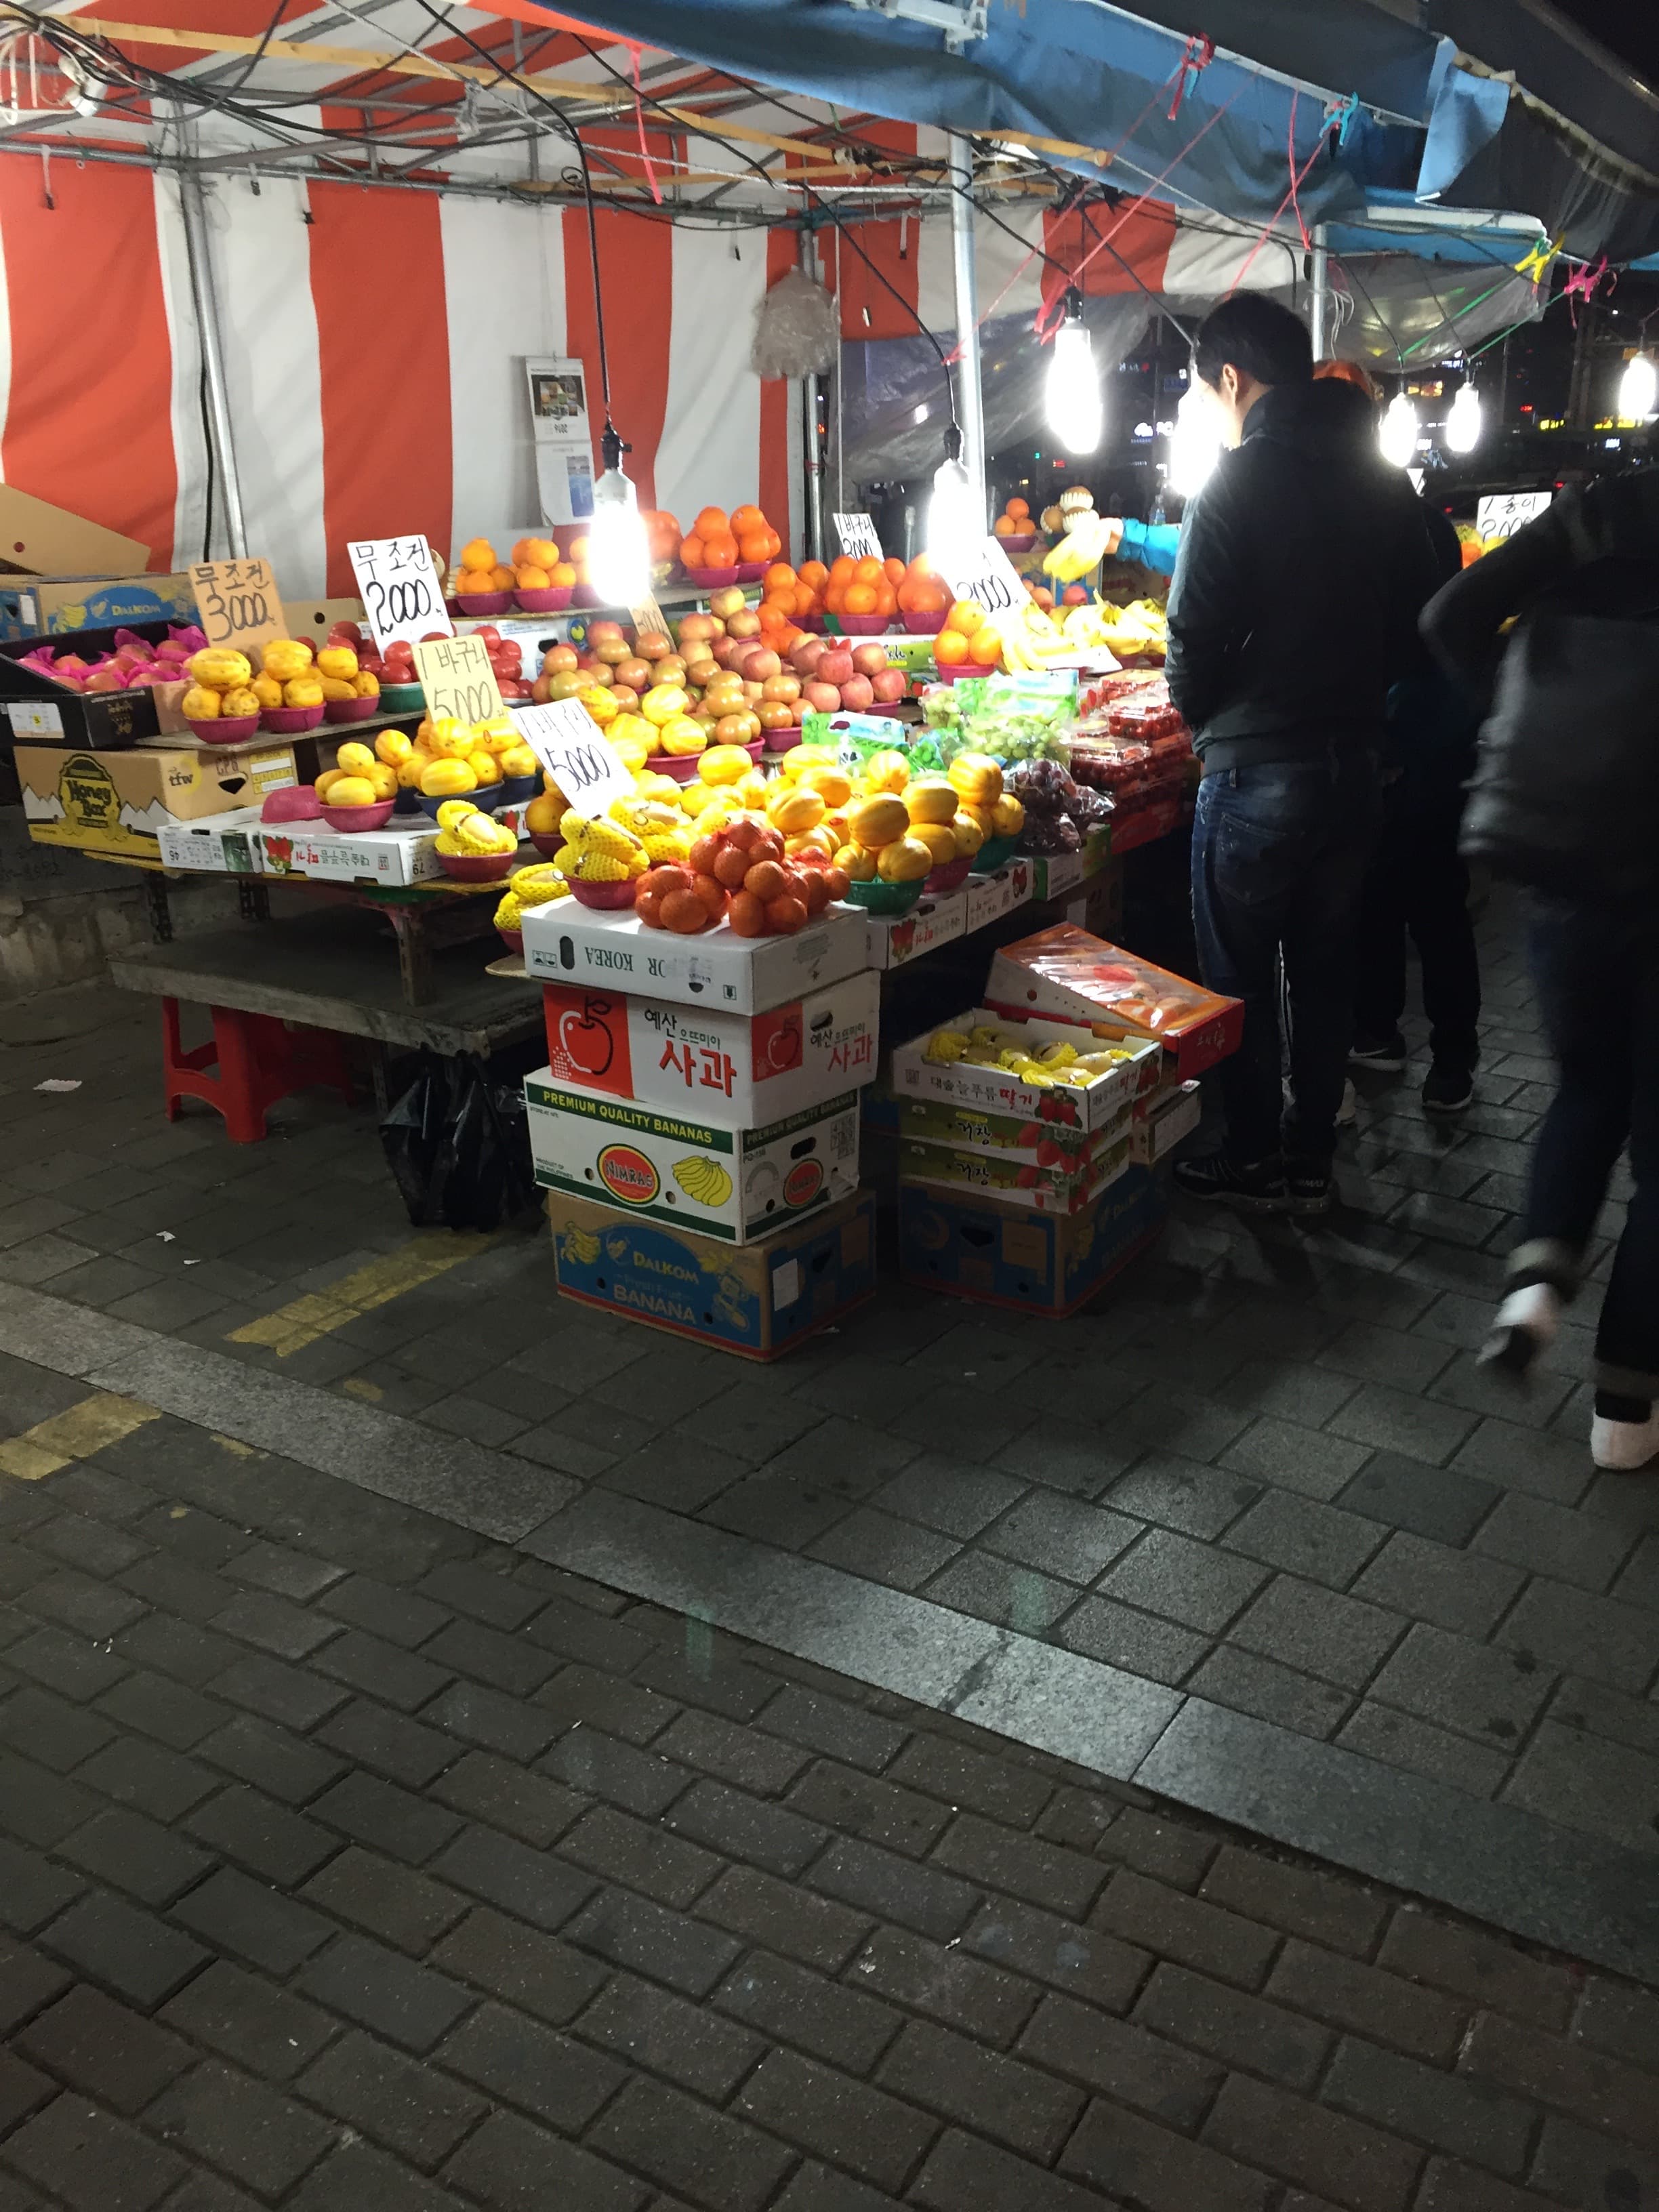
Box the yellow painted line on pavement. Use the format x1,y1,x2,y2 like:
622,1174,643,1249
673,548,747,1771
0,1392,161,1481
228,1231,497,1357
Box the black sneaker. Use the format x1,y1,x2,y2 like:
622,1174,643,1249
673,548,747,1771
1422,1064,1475,1116
1349,1031,1407,1072
1283,1159,1332,1216
1171,1151,1286,1212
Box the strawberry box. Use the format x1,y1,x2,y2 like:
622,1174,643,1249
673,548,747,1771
985,924,1243,1078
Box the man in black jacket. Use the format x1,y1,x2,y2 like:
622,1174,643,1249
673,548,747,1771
1166,297,1441,1213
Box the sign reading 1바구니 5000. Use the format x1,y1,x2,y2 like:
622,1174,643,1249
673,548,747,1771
514,699,634,814
348,537,453,654
935,536,1027,618
190,558,286,657
413,634,506,727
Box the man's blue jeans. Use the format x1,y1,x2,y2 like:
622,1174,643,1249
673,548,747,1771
1191,751,1382,1164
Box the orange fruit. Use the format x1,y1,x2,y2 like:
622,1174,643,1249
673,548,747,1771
947,598,985,634
552,562,577,587
459,537,495,571
517,565,551,588
704,535,739,569
933,630,968,665
828,555,855,586
737,532,771,563
763,562,796,594
825,583,847,613
693,506,728,539
994,516,1016,537
884,556,905,585
844,582,878,615
680,534,706,569
731,504,764,535
798,560,828,590
874,583,898,617
792,584,818,618
1006,496,1029,520
969,627,1002,663
763,528,782,559
853,555,883,586
511,537,535,567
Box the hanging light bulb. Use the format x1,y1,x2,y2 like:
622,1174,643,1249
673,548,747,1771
1618,352,1658,424
927,422,981,554
1167,387,1223,499
1045,288,1102,455
1379,390,1419,468
1445,382,1481,454
586,424,649,607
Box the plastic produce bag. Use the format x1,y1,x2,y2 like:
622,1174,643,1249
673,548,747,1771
380,1051,537,1231
752,268,838,378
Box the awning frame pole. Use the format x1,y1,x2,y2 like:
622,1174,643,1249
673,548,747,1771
178,163,248,558
1309,224,1331,360
947,131,987,528
801,226,827,565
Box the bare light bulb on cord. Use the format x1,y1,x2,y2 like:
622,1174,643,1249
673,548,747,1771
1167,387,1223,499
927,422,981,555
1445,382,1481,454
1045,288,1102,455
1379,390,1419,468
1619,352,1658,424
586,424,649,607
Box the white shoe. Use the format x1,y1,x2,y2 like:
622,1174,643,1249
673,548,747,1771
1478,1283,1562,1380
1591,1408,1659,1473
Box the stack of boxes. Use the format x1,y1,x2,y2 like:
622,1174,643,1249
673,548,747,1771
517,894,882,1359
893,924,1241,1316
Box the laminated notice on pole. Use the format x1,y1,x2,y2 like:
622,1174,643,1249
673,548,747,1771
349,537,453,653
1476,491,1552,542
935,536,1027,618
514,699,634,813
832,513,882,560
190,558,286,658
413,634,507,726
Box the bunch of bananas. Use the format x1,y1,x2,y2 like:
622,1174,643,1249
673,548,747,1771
1042,512,1118,583
672,1156,733,1208
923,1021,1137,1089
998,600,1077,672
553,811,649,883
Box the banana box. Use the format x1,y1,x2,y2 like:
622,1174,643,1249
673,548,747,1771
899,1127,1132,1214
899,1163,1166,1316
897,1096,1130,1168
892,1006,1163,1132
539,968,879,1124
525,1071,860,1244
547,1187,876,1359
1132,1078,1202,1164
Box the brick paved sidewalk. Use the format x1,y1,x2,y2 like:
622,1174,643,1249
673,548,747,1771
0,1398,1655,2212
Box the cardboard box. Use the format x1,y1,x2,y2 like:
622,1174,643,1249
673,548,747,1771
155,808,266,874
0,487,150,580
1063,855,1123,941
548,1185,877,1358
985,924,1245,1079
521,899,870,1015
899,1127,1132,1214
539,968,879,1124
897,1094,1128,1168
0,617,180,747
963,859,1033,934
1132,1079,1202,1164
253,819,442,886
0,573,194,643
898,1163,1166,1317
16,742,298,863
1025,825,1113,903
864,890,966,972
891,1007,1164,1132
527,1072,860,1244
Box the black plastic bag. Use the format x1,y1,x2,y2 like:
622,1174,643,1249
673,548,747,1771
380,1050,538,1231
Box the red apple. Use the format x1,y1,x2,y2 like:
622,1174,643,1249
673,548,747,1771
838,675,875,712
851,642,890,678
589,619,625,644
817,647,855,687
802,680,841,713
743,647,781,683
725,610,761,639
871,669,908,703
789,636,825,676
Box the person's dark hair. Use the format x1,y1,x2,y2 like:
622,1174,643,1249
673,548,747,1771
1192,296,1313,392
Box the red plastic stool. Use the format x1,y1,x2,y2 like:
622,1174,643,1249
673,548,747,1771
161,997,354,1143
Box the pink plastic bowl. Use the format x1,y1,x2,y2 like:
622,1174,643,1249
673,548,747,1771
902,610,945,634
260,786,322,823
457,592,514,617
834,613,889,636
321,800,396,832
569,878,637,909
680,567,740,590
190,714,261,746
438,849,516,882
261,705,326,733
323,695,379,724
514,587,573,613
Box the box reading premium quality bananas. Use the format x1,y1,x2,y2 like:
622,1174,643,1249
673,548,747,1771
525,1071,860,1244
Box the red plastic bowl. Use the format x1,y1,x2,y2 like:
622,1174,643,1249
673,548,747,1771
735,561,769,583
925,855,972,892
764,726,804,754
514,587,573,613
743,737,766,763
261,705,326,733
798,613,826,634
649,752,702,784
902,610,946,634
496,927,525,958
570,583,603,609
998,531,1038,555
323,695,379,724
932,659,1000,684
834,613,888,636
457,592,513,617
569,877,637,909
680,567,740,590
260,786,321,823
529,830,564,860
438,848,516,882
190,714,261,746
321,800,396,832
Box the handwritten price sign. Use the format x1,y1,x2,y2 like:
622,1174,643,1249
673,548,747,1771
348,537,452,653
936,535,1027,618
413,634,506,727
1476,491,1553,543
514,699,634,813
833,513,882,560
190,558,285,657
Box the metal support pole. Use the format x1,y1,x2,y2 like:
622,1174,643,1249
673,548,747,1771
947,132,986,529
177,163,248,558
1309,224,1330,359
801,229,827,565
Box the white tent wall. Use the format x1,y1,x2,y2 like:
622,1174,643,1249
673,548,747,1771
658,226,769,535
152,173,211,575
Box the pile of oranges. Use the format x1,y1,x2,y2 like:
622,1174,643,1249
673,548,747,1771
932,598,1004,670
679,504,783,573
453,536,578,597
992,496,1033,541
895,557,952,619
